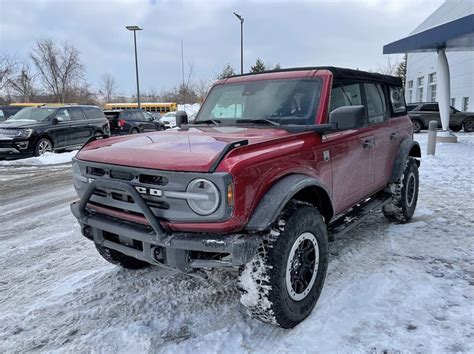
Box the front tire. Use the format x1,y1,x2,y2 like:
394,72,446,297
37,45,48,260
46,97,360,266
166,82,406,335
383,158,419,223
412,120,422,133
95,244,150,269
130,128,140,134
35,138,53,156
239,201,328,328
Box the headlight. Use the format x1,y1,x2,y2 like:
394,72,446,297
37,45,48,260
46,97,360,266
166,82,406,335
186,178,220,215
20,129,33,138
72,162,88,190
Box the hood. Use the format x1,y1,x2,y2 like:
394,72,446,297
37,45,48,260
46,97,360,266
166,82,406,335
0,120,46,129
76,126,291,172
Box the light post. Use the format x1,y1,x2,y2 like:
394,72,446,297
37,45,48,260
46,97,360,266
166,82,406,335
233,12,244,74
126,25,142,108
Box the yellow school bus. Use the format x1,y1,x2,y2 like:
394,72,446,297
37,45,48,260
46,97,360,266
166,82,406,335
104,102,177,114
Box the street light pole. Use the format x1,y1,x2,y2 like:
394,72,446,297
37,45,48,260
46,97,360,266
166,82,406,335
126,25,142,108
233,12,244,74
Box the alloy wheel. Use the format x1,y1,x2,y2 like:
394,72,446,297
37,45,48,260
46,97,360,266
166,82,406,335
38,140,52,155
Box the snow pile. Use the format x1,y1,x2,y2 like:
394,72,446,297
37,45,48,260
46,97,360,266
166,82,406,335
0,150,77,166
177,103,201,116
0,132,473,353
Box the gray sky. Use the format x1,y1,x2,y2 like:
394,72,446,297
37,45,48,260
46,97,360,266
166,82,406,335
0,0,445,96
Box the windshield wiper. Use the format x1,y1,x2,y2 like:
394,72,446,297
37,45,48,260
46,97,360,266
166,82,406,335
236,118,280,126
191,119,221,126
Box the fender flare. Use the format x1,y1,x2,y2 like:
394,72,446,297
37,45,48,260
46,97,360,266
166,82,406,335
246,174,334,232
390,139,421,183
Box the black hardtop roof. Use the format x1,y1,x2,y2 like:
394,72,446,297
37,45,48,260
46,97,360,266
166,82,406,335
230,66,403,86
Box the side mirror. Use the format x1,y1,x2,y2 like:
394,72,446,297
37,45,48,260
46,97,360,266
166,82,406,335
52,117,59,125
329,105,365,130
176,111,188,127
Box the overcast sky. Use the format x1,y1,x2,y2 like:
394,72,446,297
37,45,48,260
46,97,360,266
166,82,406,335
0,0,445,96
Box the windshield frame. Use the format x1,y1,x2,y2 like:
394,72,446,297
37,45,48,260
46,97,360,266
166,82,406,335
195,77,322,127
7,107,56,122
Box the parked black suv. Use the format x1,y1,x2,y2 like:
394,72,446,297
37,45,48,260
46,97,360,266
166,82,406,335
0,105,110,159
104,109,165,135
407,102,474,133
0,105,25,121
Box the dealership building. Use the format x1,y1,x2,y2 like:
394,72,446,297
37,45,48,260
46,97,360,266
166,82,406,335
396,0,473,111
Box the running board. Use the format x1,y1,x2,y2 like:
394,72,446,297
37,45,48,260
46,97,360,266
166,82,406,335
328,194,391,241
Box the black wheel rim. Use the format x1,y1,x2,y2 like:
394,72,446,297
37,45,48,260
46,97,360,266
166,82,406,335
465,120,474,131
413,122,420,132
286,232,319,301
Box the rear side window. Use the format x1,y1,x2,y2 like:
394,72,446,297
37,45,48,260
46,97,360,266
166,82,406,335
389,86,406,114
121,111,133,120
364,83,386,124
67,108,86,121
82,107,106,120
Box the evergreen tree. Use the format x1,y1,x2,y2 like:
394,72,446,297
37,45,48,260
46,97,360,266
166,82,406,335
250,58,266,73
217,64,236,79
273,63,281,71
396,54,407,87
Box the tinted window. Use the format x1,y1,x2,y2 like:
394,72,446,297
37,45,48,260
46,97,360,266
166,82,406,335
82,107,106,119
67,108,86,121
421,104,438,112
329,83,362,112
364,83,386,124
121,110,133,120
390,86,406,114
133,111,146,121
0,110,4,120
406,104,417,112
56,108,71,121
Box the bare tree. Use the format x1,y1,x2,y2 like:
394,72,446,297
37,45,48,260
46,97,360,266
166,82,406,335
100,73,117,102
195,79,212,102
375,56,400,76
0,54,17,90
30,38,85,103
8,64,37,102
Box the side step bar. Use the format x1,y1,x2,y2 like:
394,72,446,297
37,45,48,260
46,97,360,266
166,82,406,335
328,194,391,241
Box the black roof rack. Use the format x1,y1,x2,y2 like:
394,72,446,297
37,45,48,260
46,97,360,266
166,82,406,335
226,66,402,86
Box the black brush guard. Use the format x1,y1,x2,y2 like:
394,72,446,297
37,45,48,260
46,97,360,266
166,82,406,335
70,179,261,272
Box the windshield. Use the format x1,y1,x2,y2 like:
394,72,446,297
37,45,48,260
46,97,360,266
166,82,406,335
8,107,56,121
196,78,322,126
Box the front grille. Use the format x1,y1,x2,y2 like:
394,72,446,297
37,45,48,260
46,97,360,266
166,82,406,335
0,129,22,137
87,166,105,177
110,170,134,181
139,174,168,186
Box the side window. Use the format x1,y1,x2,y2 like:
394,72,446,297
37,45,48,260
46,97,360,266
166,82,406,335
421,104,438,112
329,83,362,112
121,111,133,120
67,108,86,121
82,107,106,119
56,108,71,121
389,86,406,114
0,110,4,119
364,83,386,124
135,111,146,121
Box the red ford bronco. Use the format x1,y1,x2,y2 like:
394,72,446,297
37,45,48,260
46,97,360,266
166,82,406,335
71,67,420,328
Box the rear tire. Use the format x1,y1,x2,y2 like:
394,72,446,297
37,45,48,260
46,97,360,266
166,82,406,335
383,158,419,223
34,138,53,156
450,126,462,132
239,200,328,328
131,128,140,134
463,118,474,133
95,244,150,269
412,120,422,133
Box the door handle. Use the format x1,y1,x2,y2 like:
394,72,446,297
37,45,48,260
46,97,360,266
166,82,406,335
363,140,375,149
390,132,399,141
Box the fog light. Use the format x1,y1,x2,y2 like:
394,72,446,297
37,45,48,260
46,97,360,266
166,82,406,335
16,141,29,149
82,225,92,239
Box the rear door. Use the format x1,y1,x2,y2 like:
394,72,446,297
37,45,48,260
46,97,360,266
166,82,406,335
68,107,90,145
420,103,441,127
363,83,398,191
137,111,157,132
325,81,375,212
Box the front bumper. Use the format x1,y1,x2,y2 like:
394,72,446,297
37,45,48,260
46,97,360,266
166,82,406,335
70,178,261,272
0,138,34,158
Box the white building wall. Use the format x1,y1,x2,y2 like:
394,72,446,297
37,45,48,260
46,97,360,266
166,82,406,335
404,0,474,111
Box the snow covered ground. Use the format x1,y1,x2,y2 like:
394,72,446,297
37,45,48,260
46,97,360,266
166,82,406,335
0,132,473,353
